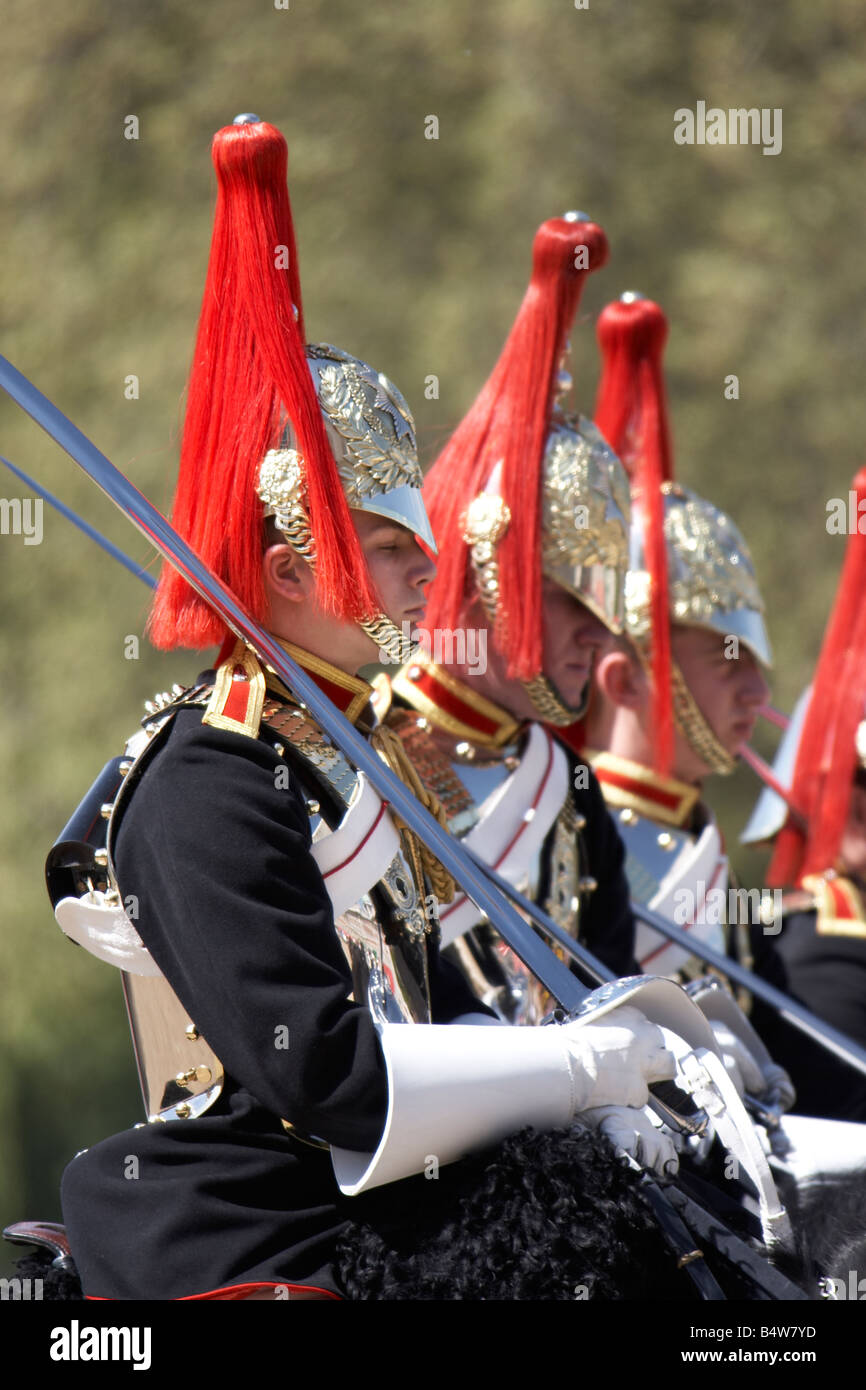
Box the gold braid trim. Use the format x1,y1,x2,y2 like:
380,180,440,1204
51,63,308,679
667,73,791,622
369,724,456,906
632,638,736,777
520,673,587,726
464,497,585,726
669,661,737,776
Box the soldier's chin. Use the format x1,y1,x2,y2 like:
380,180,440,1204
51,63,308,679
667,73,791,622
552,666,591,708
727,722,756,754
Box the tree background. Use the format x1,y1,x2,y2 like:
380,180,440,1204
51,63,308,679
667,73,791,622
2,0,865,1263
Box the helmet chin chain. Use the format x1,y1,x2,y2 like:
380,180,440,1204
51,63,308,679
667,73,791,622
272,516,420,668
360,613,420,666
669,661,737,776
632,638,735,777
465,523,587,726
631,637,736,776
521,672,589,726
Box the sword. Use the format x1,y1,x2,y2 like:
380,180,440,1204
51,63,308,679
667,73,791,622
472,854,866,1080
0,454,157,587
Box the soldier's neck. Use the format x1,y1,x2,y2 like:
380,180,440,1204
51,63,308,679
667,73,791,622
265,610,376,678
589,703,707,791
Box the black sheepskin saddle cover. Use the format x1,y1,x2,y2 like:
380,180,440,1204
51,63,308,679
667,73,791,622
335,1125,694,1300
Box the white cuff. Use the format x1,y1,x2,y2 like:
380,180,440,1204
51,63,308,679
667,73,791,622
331,1021,574,1195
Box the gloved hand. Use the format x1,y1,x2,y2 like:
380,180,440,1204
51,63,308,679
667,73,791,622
760,1061,796,1114
562,1005,678,1112
709,1021,795,1112
579,1104,679,1177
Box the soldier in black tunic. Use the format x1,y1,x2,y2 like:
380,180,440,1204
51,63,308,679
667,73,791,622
54,119,679,1301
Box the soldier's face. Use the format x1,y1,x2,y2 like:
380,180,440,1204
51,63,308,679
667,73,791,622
263,512,436,672
542,579,611,707
671,625,769,763
352,512,437,632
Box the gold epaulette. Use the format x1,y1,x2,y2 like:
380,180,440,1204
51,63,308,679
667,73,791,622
391,655,521,748
202,638,374,740
800,873,866,939
586,749,700,828
202,640,267,738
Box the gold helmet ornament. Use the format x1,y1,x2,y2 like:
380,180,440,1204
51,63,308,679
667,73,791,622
257,344,435,661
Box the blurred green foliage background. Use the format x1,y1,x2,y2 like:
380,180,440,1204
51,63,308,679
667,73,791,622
2,0,866,1264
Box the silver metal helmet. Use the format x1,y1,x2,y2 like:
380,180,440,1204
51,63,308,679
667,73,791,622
540,414,631,634
626,481,772,667
258,343,436,554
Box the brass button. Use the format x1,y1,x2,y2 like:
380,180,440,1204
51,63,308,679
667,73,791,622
175,1065,212,1086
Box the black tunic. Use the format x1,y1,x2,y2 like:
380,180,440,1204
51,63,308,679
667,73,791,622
61,707,484,1300
751,906,866,1123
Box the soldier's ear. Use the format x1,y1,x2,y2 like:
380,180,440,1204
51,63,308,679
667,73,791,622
595,648,646,711
263,542,315,605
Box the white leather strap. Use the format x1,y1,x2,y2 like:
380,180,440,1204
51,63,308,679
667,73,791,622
57,773,401,974
670,1035,793,1251
636,822,728,976
310,773,401,918
439,724,569,946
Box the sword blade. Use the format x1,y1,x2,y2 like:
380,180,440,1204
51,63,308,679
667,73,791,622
469,848,866,1077
632,898,866,1078
0,454,157,587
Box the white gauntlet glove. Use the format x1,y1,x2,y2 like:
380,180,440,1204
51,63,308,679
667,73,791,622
331,1007,677,1196
579,1105,679,1177
709,1021,795,1112
759,1062,796,1114
562,1005,678,1111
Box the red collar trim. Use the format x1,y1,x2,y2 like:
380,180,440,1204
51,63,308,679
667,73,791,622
268,640,373,725
587,750,700,827
392,657,521,747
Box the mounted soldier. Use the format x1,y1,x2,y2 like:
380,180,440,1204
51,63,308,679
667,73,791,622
3,120,843,1303
573,291,866,1180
